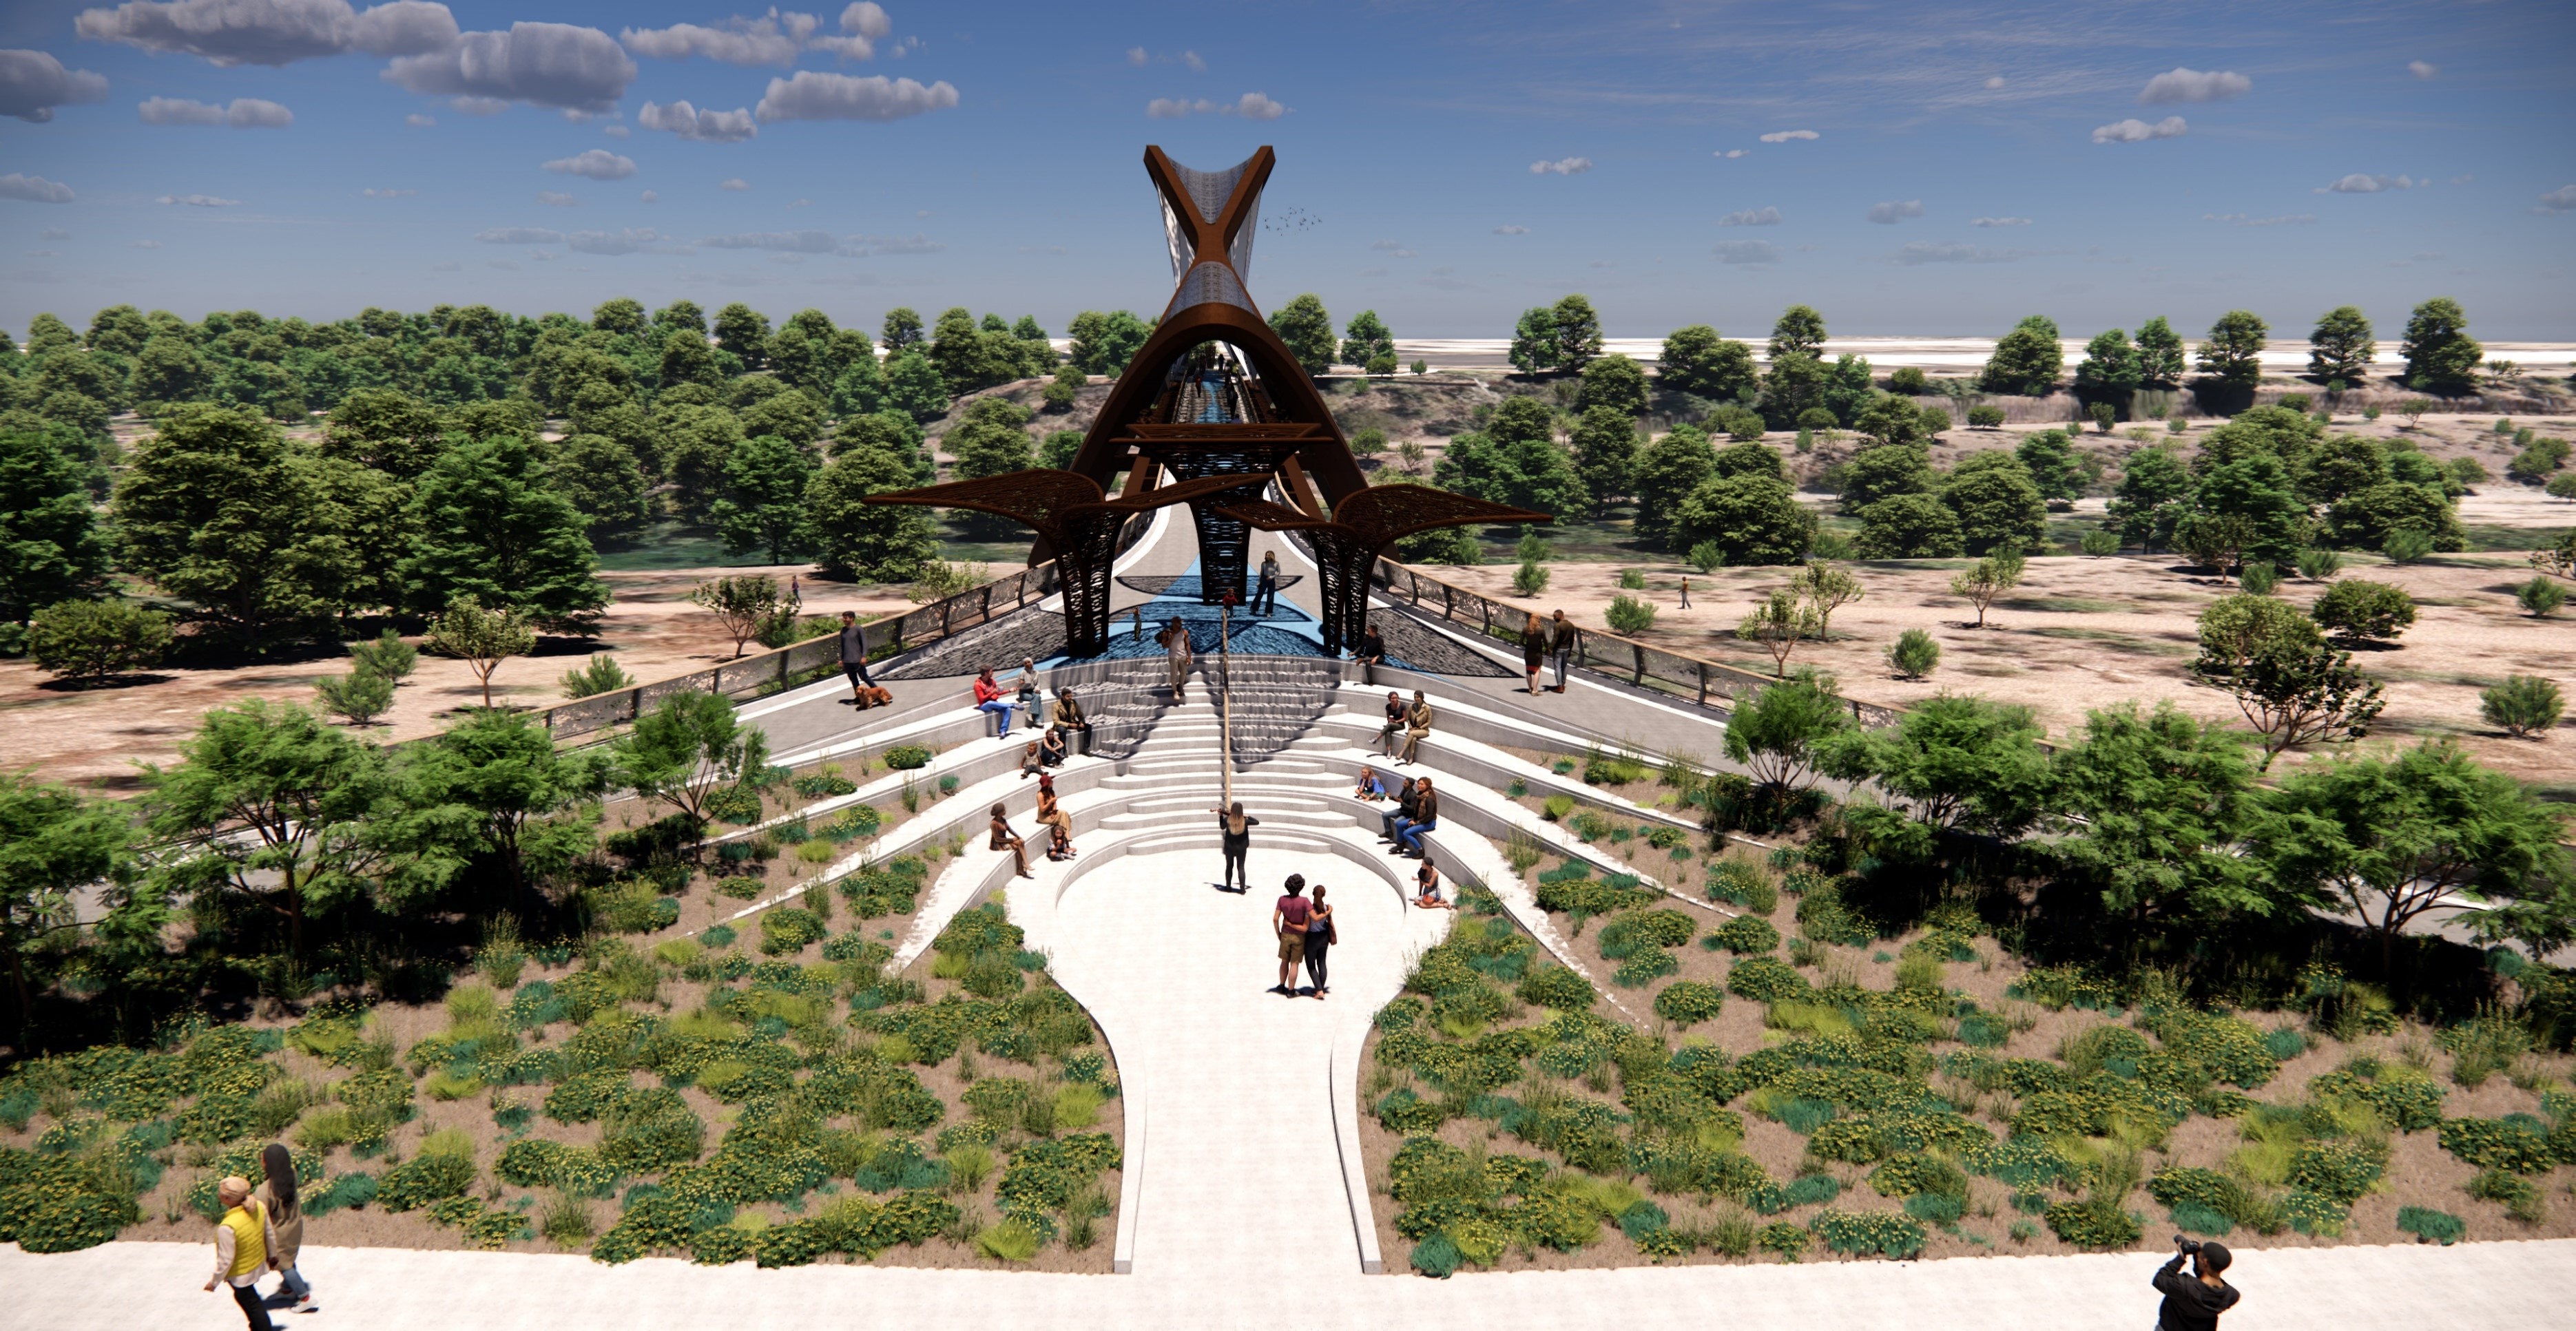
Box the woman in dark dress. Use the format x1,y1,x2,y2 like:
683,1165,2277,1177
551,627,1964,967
1212,800,1260,892
1303,885,1335,997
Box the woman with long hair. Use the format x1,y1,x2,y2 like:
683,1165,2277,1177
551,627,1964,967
1302,884,1335,997
1521,611,1545,695
1400,691,1433,764
1209,800,1260,892
988,804,1034,879
1035,775,1075,860
255,1142,311,1314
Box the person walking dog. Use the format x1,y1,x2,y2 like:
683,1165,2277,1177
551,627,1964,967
204,1176,276,1331
838,610,877,704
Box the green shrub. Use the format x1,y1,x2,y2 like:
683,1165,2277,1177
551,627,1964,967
1886,628,1940,680
1707,915,1780,954
2481,675,2563,738
2395,1204,2466,1245
2311,578,2416,643
715,876,767,900
2515,578,2567,618
882,746,932,770
2469,1168,2544,1223
2287,1140,2385,1205
2437,1116,2557,1173
1809,1208,1926,1259
1409,1230,1463,1277
757,908,827,956
1727,956,1809,1003
703,785,765,826
1653,981,1725,1027
1606,594,1657,634
1612,952,1679,987
2044,1197,2141,1250
26,598,173,682
1515,966,1597,1011
377,1149,475,1212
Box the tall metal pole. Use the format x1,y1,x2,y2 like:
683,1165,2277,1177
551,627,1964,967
1218,589,1236,809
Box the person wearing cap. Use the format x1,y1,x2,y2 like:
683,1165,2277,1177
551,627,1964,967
2153,1236,2240,1331
202,1175,277,1331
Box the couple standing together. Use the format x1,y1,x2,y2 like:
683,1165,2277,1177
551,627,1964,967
1270,874,1335,998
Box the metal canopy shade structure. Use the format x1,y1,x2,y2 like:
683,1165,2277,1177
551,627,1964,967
867,469,1267,656
1068,146,1370,608
1218,488,1551,656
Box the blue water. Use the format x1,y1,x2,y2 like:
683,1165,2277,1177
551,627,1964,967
1040,560,1432,673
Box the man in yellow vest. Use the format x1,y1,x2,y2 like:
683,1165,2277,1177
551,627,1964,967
202,1175,278,1331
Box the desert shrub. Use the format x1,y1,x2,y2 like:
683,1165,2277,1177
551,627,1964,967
2480,675,2563,739
1727,956,1809,1003
2307,1064,2444,1132
1704,859,1778,913
1613,952,1679,987
2395,1205,2466,1245
881,746,932,770
1808,1208,1926,1259
2044,1197,2141,1250
2469,1168,2544,1223
2436,1115,2557,1173
1516,965,1597,1012
1605,594,1657,634
378,1146,476,1212
757,908,827,956
703,785,765,825
1707,915,1780,954
1654,981,1726,1027
1886,628,1940,680
2311,578,2416,644
793,772,858,798
1597,908,1694,958
2287,1140,2385,1205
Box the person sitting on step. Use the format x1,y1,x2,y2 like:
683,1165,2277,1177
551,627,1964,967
1393,777,1438,859
1039,725,1069,768
1399,691,1433,764
1035,776,1075,861
1050,687,1092,755
1377,690,1406,757
973,667,1015,737
1382,776,1420,843
1352,766,1392,802
989,804,1035,879
1014,656,1044,730
1018,740,1044,780
1414,860,1451,910
1354,622,1386,687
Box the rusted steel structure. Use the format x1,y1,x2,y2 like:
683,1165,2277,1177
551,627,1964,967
1217,488,1549,656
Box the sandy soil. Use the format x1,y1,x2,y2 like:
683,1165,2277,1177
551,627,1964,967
0,567,919,795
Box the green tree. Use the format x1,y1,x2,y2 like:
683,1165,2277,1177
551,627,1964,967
2073,329,2141,408
2480,675,2562,738
590,297,647,337
1508,306,1558,375
1769,304,1828,361
659,328,719,390
1712,440,1784,481
1568,408,1637,516
829,343,887,418
928,306,1026,397
1433,398,1588,517
2308,306,2376,384
714,302,773,370
1041,361,1085,413
613,691,765,823
1578,354,1649,417
1838,442,1936,516
806,443,937,583
2189,455,2309,569
881,307,924,353
131,332,214,406
946,396,1035,481
0,773,136,1038
882,347,949,423
656,399,746,521
1066,311,1149,376
1550,295,1603,373
1659,325,1758,401
1039,429,1082,470
1818,693,2053,855
402,437,606,632
1268,294,1337,377
1820,355,1876,426
27,598,172,682
711,434,818,564
321,388,446,479
652,300,707,341
1672,472,1816,567
688,574,781,658
2196,310,2269,388
2107,448,2195,550
1949,547,2026,627
426,594,536,707
2325,481,2465,553
1725,668,1853,792
2050,702,2262,925
547,433,654,545
1791,561,1865,640
1630,423,1716,551
141,700,408,955
393,709,607,896
1756,352,1825,427
0,426,109,624
2310,578,2416,645
2134,315,2185,388
1736,589,1818,676
2015,428,2085,503
1979,316,2062,395
1340,310,1395,368
2296,435,2387,507
1942,451,2048,556
2196,627,2383,771
2250,741,2571,971
114,404,354,643
2400,297,2481,396
1853,394,1929,450
1855,494,1965,558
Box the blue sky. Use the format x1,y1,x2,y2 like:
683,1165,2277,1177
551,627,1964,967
3,0,2573,340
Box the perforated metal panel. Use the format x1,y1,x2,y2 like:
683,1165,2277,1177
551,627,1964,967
1168,160,1245,224
1163,260,1256,318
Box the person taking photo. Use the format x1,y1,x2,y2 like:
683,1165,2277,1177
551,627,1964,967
2154,1235,2239,1331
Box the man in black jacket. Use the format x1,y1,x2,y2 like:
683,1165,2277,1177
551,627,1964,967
838,611,875,702
2154,1237,2239,1331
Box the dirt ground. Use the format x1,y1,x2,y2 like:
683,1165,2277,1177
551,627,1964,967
0,567,920,796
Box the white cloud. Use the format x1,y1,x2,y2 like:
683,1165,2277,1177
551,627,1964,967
621,15,804,66
2407,60,2437,79
1529,156,1591,176
1972,216,2031,227
1492,224,1527,235
2203,212,2315,227
1718,206,1780,227
0,49,110,123
475,227,559,243
568,227,684,255
1983,75,2005,90
602,124,627,137
138,95,293,126
1183,50,1205,72
850,233,939,255
537,190,577,207
809,2,888,57
788,197,811,207
1866,199,1924,224
404,111,433,126
385,21,636,112
1757,129,1818,143
1145,92,1287,119
1894,242,2035,264
543,149,636,180
132,238,162,248
1712,240,1778,264
700,229,838,253
2536,185,2576,213
76,0,457,65
2138,67,2250,105
1125,46,1145,67
756,71,956,122
639,189,658,203
2320,173,2414,193
1,174,76,202
158,192,238,206
638,98,756,142
1714,148,1746,159
359,186,414,197
449,96,504,115
2092,116,2186,143
720,178,749,191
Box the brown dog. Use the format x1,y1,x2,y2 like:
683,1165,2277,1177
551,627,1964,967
854,686,893,709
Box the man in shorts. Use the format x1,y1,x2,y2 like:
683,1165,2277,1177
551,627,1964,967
1273,874,1311,996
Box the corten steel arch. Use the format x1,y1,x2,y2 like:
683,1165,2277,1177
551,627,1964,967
867,470,1268,657
1067,146,1370,607
1219,488,1550,656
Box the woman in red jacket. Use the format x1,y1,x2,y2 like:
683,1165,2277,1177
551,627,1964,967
972,667,1015,737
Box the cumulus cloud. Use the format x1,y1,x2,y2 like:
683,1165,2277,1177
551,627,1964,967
359,187,414,197
639,189,658,203
449,96,504,114
1714,148,1746,159
1125,45,1145,66
0,49,110,122
2407,60,2437,79
537,190,576,206
603,123,627,137
720,178,749,190
543,149,636,180
2203,212,2315,226
1973,216,2031,227
158,192,238,206
756,71,956,121
138,95,294,126
1182,50,1205,72
0,173,76,202
1757,129,1818,143
386,21,636,112
1718,206,1780,227
1529,156,1591,175
76,0,459,67
1145,92,1286,119
2138,67,2250,105
700,229,838,253
567,227,683,255
1492,224,1527,235
622,14,807,65
2535,185,2576,213
1893,242,2033,264
404,111,433,125
1984,75,2006,90
1713,240,1779,264
2092,116,2187,143
638,98,756,142
2320,173,2414,193
1867,199,1925,224
475,227,560,243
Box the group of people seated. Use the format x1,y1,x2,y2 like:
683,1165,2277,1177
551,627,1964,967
1353,766,1439,859
975,660,1092,759
987,770,1078,878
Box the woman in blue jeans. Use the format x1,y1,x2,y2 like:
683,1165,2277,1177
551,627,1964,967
1395,777,1438,857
